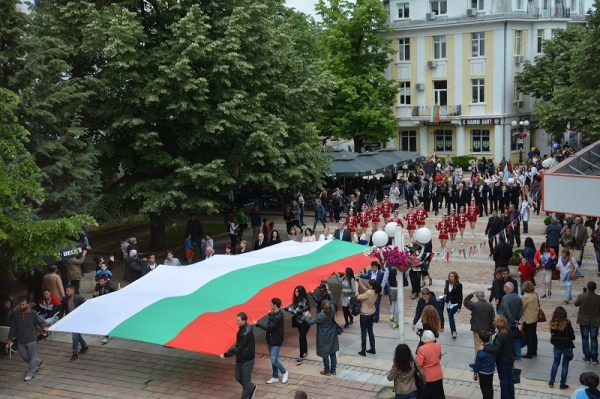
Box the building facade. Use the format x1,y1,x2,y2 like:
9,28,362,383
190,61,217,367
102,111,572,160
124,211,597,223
383,0,590,163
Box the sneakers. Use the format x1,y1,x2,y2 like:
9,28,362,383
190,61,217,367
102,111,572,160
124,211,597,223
282,371,289,383
367,349,376,354
392,323,398,329
101,337,109,344
301,353,307,358
296,358,303,363
389,315,394,322
560,385,569,390
37,333,48,342
584,358,592,364
249,385,257,399
36,360,42,372
70,354,78,362
24,376,33,381
79,346,89,354
594,361,599,365
266,377,279,384
319,371,331,376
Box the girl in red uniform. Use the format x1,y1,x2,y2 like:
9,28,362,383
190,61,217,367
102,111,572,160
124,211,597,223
467,198,480,239
404,206,417,241
345,208,358,234
388,210,405,228
415,203,428,229
457,206,468,246
357,204,371,231
381,196,394,224
370,200,382,231
447,208,458,251
437,214,449,255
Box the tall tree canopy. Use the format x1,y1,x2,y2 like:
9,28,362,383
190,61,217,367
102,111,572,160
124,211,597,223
36,0,334,248
316,0,399,152
516,1,600,143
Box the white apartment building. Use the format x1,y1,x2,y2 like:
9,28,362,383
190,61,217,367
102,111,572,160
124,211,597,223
382,0,592,162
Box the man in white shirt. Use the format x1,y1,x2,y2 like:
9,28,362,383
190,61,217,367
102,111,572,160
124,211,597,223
319,227,333,241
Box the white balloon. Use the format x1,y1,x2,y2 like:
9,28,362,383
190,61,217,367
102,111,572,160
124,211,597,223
372,231,389,247
437,163,441,168
384,222,398,238
542,158,554,168
415,227,432,244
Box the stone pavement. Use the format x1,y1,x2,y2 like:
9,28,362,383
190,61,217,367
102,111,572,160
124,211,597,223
3,205,596,399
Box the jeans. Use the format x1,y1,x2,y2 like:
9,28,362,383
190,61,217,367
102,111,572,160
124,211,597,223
389,287,398,322
313,216,326,231
577,243,584,265
234,358,256,399
268,345,287,378
297,322,311,356
72,333,87,354
596,249,600,272
550,347,571,386
580,325,599,362
322,353,337,373
497,361,515,399
446,305,459,334
512,326,522,360
374,294,382,322
565,284,572,301
478,373,494,399
522,220,528,233
360,313,376,352
395,391,418,399
18,341,41,378
299,206,305,225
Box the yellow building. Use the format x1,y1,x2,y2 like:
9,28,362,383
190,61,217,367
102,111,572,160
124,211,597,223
383,0,589,163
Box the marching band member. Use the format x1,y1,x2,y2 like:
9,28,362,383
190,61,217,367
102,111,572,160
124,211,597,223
415,203,428,229
381,196,394,225
369,200,383,231
467,198,480,239
404,206,417,242
345,208,358,235
457,206,468,246
437,214,449,255
447,208,459,251
357,204,371,232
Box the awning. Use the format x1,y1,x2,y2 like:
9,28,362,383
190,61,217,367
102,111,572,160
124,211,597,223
324,149,423,178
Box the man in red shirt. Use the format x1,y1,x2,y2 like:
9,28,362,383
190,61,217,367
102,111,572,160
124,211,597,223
33,289,61,341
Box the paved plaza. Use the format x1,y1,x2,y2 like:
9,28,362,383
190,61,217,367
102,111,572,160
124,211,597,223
1,208,595,399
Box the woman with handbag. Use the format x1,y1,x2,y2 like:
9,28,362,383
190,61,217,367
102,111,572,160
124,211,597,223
416,330,446,399
556,248,579,304
387,343,426,399
534,242,557,298
355,279,381,356
549,306,575,389
520,281,541,358
284,286,312,363
335,268,356,329
303,299,339,376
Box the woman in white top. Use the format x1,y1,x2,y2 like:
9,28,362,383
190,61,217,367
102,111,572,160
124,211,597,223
353,227,368,245
319,227,333,241
288,227,300,242
520,195,531,234
389,183,401,209
556,248,579,304
302,228,316,243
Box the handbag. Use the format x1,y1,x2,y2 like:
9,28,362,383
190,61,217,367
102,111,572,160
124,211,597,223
570,257,579,281
536,294,547,322
351,299,362,316
551,268,560,281
335,322,344,335
413,360,426,391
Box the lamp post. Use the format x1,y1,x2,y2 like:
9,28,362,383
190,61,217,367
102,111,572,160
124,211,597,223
511,120,530,164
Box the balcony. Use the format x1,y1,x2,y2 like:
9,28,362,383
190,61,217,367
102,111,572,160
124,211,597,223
412,105,462,117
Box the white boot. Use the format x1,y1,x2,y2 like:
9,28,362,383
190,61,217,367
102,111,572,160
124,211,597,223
471,228,475,239
451,241,455,251
460,237,464,246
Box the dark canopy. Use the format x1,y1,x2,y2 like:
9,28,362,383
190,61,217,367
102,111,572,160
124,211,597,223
324,149,423,178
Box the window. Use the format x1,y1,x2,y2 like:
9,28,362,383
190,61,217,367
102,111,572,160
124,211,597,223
433,35,446,59
516,0,523,9
431,1,447,15
434,81,447,106
398,38,410,61
400,131,417,152
514,30,522,55
471,0,484,10
471,79,485,103
399,82,411,105
551,29,557,39
472,130,490,153
398,2,410,18
434,130,453,152
537,29,544,53
542,0,549,10
471,32,485,57
571,0,577,12
514,84,520,101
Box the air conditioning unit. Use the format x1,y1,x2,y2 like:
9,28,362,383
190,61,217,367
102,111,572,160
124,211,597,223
426,12,436,20
466,8,477,16
513,100,524,109
427,60,437,68
415,83,425,91
514,55,524,64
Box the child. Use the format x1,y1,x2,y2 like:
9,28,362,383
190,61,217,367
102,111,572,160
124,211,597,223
473,331,496,399
184,233,194,264
95,262,113,282
201,233,214,261
574,372,600,399
517,255,537,295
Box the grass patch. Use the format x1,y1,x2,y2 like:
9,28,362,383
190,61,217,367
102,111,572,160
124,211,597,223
97,223,227,251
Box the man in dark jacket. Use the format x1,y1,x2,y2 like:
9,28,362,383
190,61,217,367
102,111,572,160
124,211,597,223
6,297,48,381
546,218,562,256
493,236,513,269
254,298,288,384
93,276,116,345
575,281,600,364
498,281,524,360
60,285,88,361
495,267,518,307
127,250,146,282
464,290,495,367
333,221,351,242
507,204,521,248
185,214,204,251
221,312,256,399
411,288,445,332
485,210,503,256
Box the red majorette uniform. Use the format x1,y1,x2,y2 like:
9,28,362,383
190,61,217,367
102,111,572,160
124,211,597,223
345,213,358,233
457,212,468,229
415,209,428,228
437,220,449,240
381,198,394,219
388,215,405,228
404,212,417,231
369,202,382,223
447,214,459,233
357,209,371,229
467,205,480,223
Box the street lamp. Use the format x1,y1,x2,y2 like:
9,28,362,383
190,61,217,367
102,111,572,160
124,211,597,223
511,120,530,163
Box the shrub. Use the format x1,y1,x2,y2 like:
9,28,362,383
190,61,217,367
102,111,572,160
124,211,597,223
451,156,472,170
544,216,552,225
509,249,524,266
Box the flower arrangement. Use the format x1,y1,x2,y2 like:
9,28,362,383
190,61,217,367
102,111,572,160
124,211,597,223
368,244,422,273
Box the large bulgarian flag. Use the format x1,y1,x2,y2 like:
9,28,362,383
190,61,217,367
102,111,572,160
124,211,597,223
50,240,370,356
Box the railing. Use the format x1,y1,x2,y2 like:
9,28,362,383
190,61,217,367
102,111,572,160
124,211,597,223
411,105,462,117
530,6,571,18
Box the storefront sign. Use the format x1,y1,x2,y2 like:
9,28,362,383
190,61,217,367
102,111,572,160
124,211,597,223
424,121,453,126
461,118,501,126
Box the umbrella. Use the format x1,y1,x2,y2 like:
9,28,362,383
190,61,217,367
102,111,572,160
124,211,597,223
40,241,86,265
375,148,424,169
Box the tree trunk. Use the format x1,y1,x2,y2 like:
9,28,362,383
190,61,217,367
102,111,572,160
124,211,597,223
353,136,364,153
149,213,166,250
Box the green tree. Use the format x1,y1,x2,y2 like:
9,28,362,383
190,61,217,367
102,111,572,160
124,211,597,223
316,0,399,152
0,88,95,281
38,0,334,248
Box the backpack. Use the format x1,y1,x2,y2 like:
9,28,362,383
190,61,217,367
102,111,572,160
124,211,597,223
586,388,600,399
543,256,556,271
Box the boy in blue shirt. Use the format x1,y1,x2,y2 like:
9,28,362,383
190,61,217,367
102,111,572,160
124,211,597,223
184,233,194,264
95,261,113,282
473,330,496,399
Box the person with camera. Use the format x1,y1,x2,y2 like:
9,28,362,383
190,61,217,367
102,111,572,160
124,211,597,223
303,299,339,376
358,262,385,322
127,249,146,282
355,278,381,357
311,281,336,314
335,268,356,329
